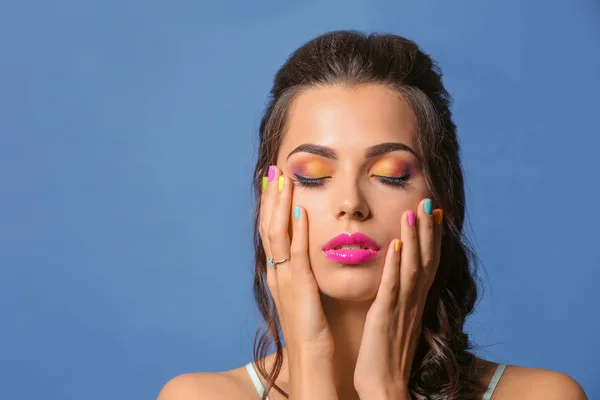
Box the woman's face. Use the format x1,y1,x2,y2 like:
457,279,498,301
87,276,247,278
276,84,431,302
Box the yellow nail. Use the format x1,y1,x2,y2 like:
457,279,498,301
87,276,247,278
433,209,443,225
278,176,285,192
394,239,401,252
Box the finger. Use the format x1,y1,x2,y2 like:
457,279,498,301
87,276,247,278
372,238,401,311
269,170,293,284
260,165,278,261
417,198,437,289
290,204,315,285
399,209,419,301
432,208,444,276
261,165,280,296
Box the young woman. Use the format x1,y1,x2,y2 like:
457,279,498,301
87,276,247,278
158,30,587,400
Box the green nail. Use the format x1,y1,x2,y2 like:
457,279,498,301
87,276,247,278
262,177,268,192
294,205,300,219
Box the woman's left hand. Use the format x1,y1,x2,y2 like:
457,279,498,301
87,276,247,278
354,198,443,400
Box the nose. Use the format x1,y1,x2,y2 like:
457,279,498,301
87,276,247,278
333,183,370,221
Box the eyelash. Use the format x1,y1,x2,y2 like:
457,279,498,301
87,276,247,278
292,173,410,188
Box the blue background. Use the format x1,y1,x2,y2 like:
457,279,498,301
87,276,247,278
1,0,598,398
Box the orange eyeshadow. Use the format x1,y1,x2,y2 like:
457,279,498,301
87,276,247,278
290,161,332,177
370,158,412,176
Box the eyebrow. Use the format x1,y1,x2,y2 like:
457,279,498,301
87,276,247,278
286,142,419,161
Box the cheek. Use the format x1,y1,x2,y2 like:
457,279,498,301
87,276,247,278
289,192,327,244
374,196,408,230
290,187,325,213
376,194,429,233
375,191,403,211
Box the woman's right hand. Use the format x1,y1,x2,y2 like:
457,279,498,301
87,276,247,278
259,165,337,398
260,165,333,357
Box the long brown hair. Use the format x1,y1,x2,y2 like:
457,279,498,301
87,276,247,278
250,30,485,400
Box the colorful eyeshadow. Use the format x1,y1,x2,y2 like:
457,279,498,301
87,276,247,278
370,158,412,177
290,160,333,177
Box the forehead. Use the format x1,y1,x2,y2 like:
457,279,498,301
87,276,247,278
278,84,417,162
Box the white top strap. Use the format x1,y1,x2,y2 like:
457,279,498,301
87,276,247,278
247,360,506,400
482,363,507,400
245,362,270,400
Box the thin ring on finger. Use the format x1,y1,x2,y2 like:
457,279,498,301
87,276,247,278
267,256,291,269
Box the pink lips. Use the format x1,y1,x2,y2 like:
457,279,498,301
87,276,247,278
322,232,381,265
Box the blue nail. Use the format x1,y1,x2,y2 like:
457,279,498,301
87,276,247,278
294,205,301,219
424,199,433,216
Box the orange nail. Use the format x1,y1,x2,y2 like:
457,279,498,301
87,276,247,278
394,239,402,252
433,209,443,225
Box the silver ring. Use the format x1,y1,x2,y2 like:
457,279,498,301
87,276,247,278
267,256,290,269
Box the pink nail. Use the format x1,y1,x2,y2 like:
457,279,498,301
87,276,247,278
407,211,415,227
268,166,276,182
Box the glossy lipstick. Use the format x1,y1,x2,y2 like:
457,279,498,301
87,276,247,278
322,232,381,265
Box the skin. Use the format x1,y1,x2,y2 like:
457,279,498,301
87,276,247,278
264,84,441,399
281,84,427,304
157,84,588,400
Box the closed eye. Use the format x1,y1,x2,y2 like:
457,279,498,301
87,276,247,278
292,173,410,188
373,175,410,187
292,173,329,188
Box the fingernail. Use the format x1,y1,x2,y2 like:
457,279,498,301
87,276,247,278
433,209,443,225
262,177,268,192
394,239,401,252
424,199,432,216
268,166,276,182
278,176,285,192
294,205,300,219
407,211,415,227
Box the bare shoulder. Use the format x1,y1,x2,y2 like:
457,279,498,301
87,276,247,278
157,367,255,400
493,363,587,400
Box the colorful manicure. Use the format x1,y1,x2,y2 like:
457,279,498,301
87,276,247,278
268,166,276,182
407,211,415,227
278,176,285,192
262,177,268,192
394,239,402,252
424,199,432,216
294,205,301,219
433,209,443,225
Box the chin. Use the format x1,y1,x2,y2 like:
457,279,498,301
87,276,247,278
312,259,383,302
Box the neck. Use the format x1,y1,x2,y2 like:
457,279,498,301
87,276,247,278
274,296,486,399
276,295,374,400
322,293,373,400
